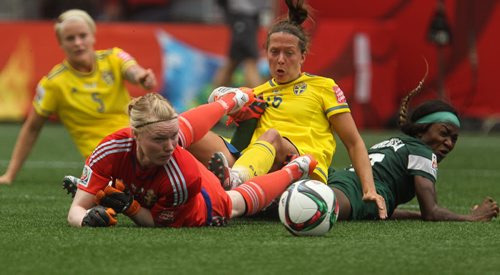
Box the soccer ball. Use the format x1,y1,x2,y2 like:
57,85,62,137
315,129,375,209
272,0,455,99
278,179,339,236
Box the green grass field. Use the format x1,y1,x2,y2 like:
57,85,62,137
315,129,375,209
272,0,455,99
1,123,499,275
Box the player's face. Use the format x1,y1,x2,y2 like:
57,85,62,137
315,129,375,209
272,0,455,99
135,119,179,168
267,32,306,84
58,19,95,72
419,122,459,162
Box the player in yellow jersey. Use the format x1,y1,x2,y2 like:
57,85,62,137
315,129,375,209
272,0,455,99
248,73,348,182
0,9,157,185
202,0,387,219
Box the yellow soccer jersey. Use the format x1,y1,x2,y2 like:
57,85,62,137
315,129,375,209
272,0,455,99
33,47,137,157
252,73,350,182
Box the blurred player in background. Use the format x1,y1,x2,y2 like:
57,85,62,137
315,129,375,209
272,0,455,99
0,9,157,185
202,0,387,219
328,79,499,221
101,0,173,21
212,0,271,88
66,92,316,227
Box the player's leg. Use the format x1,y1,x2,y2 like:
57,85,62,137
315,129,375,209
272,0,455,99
237,12,261,88
179,88,253,147
331,187,352,221
187,132,238,167
242,58,261,88
231,129,298,183
212,59,240,87
228,154,317,218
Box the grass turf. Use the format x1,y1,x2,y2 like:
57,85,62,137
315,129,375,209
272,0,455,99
1,123,499,274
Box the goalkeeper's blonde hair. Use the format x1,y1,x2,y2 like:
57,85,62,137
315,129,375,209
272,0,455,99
128,93,177,132
55,9,96,41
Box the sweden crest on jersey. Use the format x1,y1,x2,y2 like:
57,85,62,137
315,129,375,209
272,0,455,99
102,71,115,86
293,82,307,95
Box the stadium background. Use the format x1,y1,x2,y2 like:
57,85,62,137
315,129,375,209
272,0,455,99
0,0,499,131
1,2,500,273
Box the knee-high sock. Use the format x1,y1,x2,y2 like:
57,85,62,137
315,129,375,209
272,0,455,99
232,140,275,182
178,95,236,147
234,164,300,215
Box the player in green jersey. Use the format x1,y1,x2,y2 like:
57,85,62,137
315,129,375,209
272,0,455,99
328,79,499,221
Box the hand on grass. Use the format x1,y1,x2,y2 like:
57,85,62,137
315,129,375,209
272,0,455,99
82,205,117,227
471,197,499,221
363,191,388,219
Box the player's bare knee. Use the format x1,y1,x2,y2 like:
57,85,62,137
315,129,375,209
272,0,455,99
257,129,282,146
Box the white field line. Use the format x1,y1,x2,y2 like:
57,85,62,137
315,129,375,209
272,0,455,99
1,160,499,177
0,194,59,201
441,168,500,177
0,160,83,169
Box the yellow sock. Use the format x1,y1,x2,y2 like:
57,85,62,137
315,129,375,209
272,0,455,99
232,140,276,182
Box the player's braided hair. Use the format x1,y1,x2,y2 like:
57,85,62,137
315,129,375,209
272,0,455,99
398,60,429,130
128,93,177,131
266,0,312,53
399,60,459,137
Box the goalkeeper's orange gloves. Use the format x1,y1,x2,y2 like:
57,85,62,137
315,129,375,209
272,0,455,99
226,96,267,126
95,179,140,217
82,205,117,227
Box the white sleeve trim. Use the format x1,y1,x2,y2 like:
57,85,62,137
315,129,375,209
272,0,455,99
408,154,437,180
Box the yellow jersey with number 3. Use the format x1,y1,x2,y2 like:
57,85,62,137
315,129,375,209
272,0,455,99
252,73,350,182
33,47,137,157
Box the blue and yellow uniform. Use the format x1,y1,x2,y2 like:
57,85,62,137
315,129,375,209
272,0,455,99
251,73,350,182
33,47,137,157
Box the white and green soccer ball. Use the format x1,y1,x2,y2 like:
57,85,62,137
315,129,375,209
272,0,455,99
278,179,339,236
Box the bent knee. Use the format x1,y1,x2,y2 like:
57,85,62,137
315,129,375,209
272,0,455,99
257,129,282,145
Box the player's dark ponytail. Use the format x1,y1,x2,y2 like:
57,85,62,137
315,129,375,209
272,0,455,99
266,0,312,54
285,0,309,26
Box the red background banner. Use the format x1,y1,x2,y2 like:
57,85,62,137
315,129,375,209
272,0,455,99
1,1,499,129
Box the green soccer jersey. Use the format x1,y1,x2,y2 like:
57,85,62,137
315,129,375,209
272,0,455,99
328,135,439,219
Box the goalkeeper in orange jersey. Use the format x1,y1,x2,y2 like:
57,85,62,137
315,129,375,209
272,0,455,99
65,91,317,227
0,9,157,185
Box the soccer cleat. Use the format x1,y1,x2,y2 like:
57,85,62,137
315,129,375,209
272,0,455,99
282,153,299,166
207,152,242,190
62,175,81,198
208,86,256,115
208,86,238,102
284,154,318,181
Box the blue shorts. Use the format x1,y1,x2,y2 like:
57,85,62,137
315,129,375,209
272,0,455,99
222,138,241,158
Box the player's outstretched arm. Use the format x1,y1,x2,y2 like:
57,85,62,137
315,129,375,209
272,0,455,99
128,208,155,227
0,112,47,185
68,189,99,227
390,209,422,220
330,113,387,219
415,176,499,221
124,64,157,90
